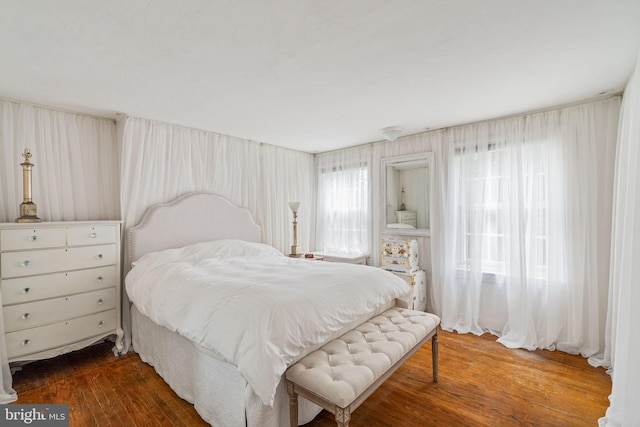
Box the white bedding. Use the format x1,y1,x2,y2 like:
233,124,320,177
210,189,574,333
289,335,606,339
125,239,411,407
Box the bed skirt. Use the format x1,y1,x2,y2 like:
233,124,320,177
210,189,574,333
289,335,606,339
131,305,323,426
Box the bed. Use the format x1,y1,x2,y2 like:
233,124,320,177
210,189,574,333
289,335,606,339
125,192,411,426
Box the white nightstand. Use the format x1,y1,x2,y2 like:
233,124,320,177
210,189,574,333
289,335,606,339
312,252,367,265
391,270,427,312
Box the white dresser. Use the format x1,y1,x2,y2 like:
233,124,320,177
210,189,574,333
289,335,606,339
0,221,123,362
396,210,417,228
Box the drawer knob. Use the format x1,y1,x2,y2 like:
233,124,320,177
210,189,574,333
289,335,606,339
21,339,31,346
22,313,31,320
22,287,31,294
97,298,104,305
90,232,97,238
29,235,38,241
96,254,103,259
97,276,103,282
22,260,31,267
98,321,105,327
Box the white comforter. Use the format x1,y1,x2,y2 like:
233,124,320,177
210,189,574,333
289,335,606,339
125,240,411,407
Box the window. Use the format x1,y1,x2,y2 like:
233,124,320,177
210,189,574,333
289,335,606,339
455,142,549,280
316,162,370,254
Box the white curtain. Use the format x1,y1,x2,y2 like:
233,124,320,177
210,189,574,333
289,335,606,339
260,144,315,254
596,52,640,427
119,116,315,351
431,98,619,355
0,99,119,403
120,117,262,231
315,145,371,255
0,100,119,222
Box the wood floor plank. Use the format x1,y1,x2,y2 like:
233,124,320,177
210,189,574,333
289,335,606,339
10,330,611,427
305,331,611,427
142,363,209,427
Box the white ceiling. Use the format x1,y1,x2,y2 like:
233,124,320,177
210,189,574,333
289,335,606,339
1,1,639,153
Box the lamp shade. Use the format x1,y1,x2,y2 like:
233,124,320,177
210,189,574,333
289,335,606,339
288,201,300,212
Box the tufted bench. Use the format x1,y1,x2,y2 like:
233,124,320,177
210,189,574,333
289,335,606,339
285,307,440,427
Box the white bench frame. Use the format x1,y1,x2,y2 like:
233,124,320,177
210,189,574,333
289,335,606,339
286,327,439,427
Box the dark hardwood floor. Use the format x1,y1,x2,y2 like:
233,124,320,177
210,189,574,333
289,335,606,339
11,330,611,426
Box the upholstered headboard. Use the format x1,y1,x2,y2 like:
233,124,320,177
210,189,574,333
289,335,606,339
127,192,261,265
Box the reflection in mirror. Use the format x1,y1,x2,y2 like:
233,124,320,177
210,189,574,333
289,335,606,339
382,153,431,236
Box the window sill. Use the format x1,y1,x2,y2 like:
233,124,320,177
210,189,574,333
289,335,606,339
313,252,368,265
455,268,503,285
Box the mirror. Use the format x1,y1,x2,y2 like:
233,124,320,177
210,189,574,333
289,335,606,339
382,153,431,236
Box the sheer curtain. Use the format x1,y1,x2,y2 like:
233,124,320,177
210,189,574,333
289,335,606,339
119,116,315,351
596,52,640,427
431,98,619,355
315,145,371,255
119,117,263,232
0,100,119,222
260,144,315,254
0,99,119,403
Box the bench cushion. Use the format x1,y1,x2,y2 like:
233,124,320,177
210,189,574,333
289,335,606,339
285,307,440,407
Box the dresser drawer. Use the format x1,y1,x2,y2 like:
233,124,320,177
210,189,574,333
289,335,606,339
5,309,117,359
3,288,116,332
1,266,116,305
0,228,66,251
395,211,417,227
1,244,117,278
67,225,117,246
397,211,417,221
2,248,70,278
67,245,117,270
381,255,413,272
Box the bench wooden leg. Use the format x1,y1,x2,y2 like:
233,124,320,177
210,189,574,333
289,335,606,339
432,330,439,382
335,406,351,427
287,381,298,427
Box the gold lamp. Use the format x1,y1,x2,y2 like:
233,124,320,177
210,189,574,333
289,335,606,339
16,148,42,223
288,202,304,258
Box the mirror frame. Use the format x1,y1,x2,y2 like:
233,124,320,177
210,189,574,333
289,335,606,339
381,152,432,237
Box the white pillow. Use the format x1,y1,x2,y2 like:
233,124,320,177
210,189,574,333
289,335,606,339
200,239,284,259
130,239,283,278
